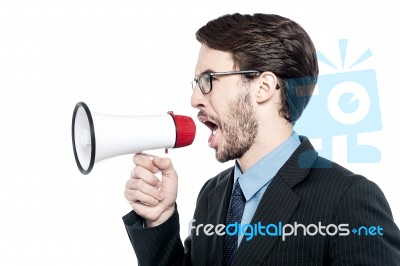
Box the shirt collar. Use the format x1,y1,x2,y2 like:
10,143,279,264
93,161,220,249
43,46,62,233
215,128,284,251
233,131,301,201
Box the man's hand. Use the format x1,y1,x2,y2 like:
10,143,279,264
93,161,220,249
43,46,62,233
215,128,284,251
124,154,178,227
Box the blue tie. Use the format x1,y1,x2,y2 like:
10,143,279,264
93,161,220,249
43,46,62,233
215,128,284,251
223,180,246,266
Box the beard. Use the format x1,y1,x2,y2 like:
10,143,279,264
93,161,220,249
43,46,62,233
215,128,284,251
214,88,258,163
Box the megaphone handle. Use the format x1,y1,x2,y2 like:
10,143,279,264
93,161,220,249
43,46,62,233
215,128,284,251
154,171,163,182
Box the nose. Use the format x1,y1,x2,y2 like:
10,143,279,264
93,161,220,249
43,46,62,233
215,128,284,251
191,85,206,109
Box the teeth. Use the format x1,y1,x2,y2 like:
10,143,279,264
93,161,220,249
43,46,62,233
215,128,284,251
212,129,217,136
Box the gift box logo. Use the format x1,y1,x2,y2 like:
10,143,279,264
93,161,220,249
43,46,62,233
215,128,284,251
294,39,382,164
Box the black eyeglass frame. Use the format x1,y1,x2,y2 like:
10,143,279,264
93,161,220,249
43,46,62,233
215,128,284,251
192,70,260,94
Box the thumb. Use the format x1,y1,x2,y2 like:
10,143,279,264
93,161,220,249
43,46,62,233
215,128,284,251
152,157,178,202
152,157,177,178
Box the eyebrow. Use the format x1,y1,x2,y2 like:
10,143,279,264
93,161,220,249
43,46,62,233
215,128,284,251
195,68,214,77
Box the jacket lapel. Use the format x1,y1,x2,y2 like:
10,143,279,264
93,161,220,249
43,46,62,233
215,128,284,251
234,137,318,264
206,168,234,266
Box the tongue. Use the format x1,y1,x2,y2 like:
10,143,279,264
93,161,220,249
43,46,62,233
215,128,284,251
208,133,214,144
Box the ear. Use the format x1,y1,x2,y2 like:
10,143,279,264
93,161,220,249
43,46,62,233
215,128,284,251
254,72,279,104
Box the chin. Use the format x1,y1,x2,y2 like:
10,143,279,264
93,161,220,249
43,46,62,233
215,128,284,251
214,149,225,163
215,150,233,163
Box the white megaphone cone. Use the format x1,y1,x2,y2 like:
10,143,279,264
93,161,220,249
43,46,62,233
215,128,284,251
71,102,196,175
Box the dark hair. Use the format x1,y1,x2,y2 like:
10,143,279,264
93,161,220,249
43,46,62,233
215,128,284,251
196,13,319,123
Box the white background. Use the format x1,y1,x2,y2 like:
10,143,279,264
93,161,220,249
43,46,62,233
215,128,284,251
1,0,399,265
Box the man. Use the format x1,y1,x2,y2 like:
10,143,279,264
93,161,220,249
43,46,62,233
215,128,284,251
122,13,400,265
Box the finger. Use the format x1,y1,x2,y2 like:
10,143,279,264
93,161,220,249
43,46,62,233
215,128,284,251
133,154,159,173
131,166,161,188
126,178,164,201
125,188,160,207
129,202,161,223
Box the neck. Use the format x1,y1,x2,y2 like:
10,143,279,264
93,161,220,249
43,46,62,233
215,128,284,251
237,121,293,172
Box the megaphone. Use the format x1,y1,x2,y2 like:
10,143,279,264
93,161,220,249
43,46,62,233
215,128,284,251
71,102,196,175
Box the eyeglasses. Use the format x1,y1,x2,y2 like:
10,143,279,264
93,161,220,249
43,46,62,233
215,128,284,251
191,70,260,94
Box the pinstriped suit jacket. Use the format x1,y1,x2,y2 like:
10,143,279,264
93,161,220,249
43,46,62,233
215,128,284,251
123,137,400,265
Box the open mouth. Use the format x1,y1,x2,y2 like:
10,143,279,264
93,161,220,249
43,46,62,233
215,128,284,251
197,115,219,146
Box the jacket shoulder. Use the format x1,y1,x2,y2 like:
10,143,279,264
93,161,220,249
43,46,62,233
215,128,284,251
309,156,365,184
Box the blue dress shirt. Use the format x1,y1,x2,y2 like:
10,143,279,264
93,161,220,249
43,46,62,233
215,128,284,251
231,132,301,246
